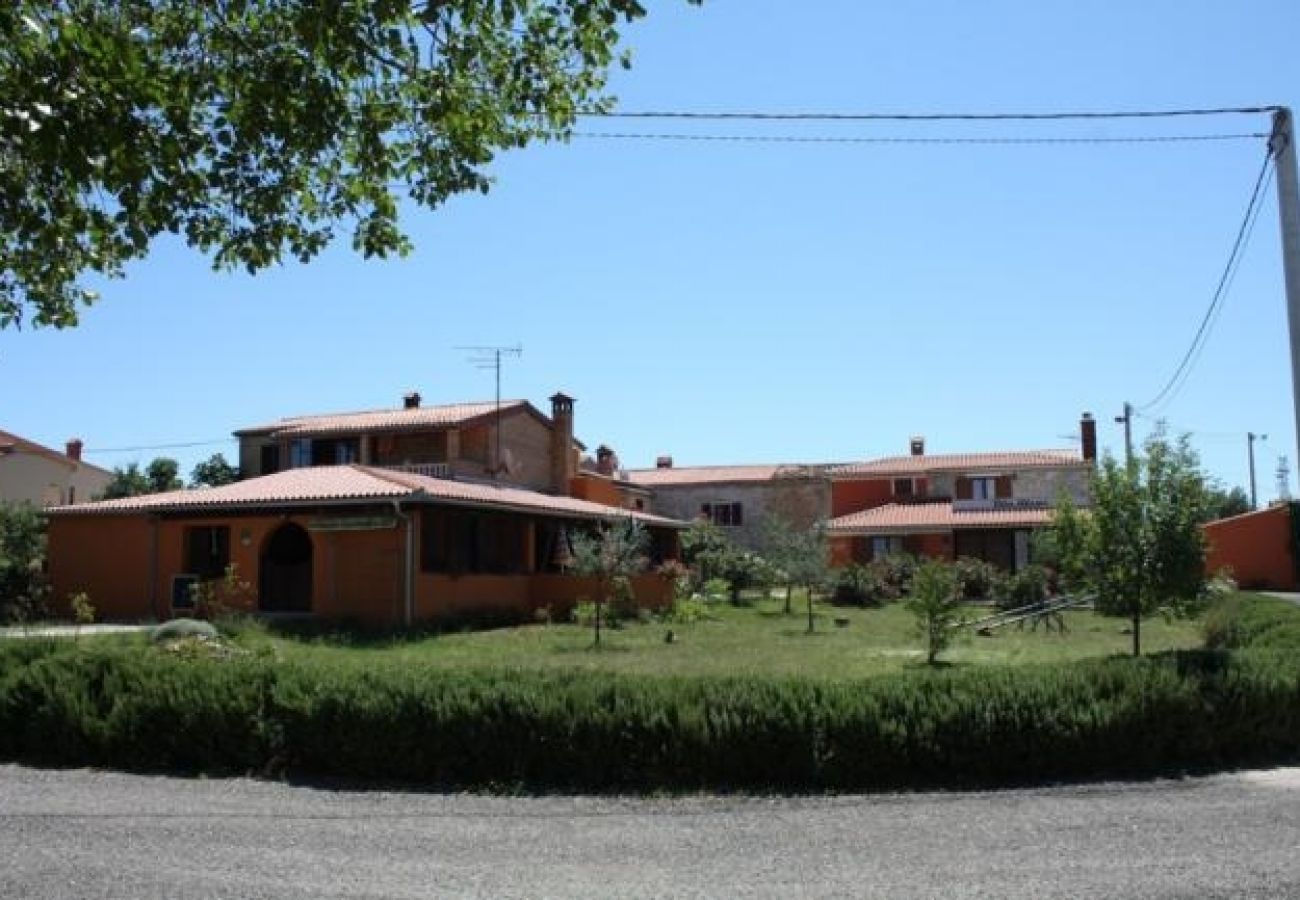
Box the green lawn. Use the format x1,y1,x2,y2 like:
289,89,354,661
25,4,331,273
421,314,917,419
229,592,1208,680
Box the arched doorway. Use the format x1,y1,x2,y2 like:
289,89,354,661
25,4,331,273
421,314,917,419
260,522,313,613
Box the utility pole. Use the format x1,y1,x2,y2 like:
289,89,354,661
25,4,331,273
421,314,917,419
1270,108,1300,483
1248,431,1267,509
459,344,523,479
1114,402,1134,467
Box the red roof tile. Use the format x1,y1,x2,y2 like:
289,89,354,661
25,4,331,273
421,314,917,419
49,465,682,527
235,401,529,438
827,501,1057,534
828,450,1083,478
624,464,827,487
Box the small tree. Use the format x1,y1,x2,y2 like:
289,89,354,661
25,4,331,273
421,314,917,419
0,502,48,624
146,458,183,493
679,519,733,590
905,560,962,665
190,453,239,488
1054,431,1211,656
762,515,829,617
568,518,650,647
99,463,151,499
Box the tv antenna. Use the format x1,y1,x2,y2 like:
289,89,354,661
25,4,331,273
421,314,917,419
457,343,523,479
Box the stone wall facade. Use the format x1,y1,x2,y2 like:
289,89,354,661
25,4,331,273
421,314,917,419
648,476,832,550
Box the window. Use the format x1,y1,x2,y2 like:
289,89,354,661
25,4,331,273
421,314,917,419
260,444,281,475
893,478,914,499
701,501,743,527
420,508,526,575
185,526,230,580
971,477,996,501
871,536,903,559
289,439,312,468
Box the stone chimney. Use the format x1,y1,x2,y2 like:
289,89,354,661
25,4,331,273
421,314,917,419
1080,412,1097,463
550,392,576,494
65,438,83,462
909,436,925,457
656,455,673,469
595,445,616,477
403,391,421,410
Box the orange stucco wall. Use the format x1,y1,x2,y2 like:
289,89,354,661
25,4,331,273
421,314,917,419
1204,504,1298,590
831,479,894,518
569,474,622,507
49,507,675,626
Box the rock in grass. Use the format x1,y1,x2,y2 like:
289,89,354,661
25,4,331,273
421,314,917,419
150,618,219,643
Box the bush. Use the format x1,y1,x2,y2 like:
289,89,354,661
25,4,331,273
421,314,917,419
872,553,919,595
830,564,897,608
1203,593,1300,650
952,557,999,600
0,502,48,624
4,641,1300,791
991,566,1049,611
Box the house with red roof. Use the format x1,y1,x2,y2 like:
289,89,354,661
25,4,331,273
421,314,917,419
46,392,680,626
0,429,110,507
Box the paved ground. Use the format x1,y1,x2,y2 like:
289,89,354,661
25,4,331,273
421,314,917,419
2,764,1299,899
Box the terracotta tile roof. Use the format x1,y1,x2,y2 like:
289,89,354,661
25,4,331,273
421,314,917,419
0,429,110,476
48,465,683,527
826,500,1057,534
828,449,1084,478
235,400,530,438
624,464,827,487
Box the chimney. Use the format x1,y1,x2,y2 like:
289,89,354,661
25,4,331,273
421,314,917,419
909,436,925,457
1080,412,1097,463
595,445,616,477
402,391,421,410
550,392,576,494
656,455,673,469
65,438,83,462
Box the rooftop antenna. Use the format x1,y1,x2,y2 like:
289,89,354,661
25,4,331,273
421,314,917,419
457,343,523,479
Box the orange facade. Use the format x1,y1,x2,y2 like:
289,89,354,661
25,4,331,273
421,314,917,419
830,478,894,518
49,507,675,626
1204,504,1298,591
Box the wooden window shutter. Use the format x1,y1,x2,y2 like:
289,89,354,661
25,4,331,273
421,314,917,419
955,477,972,500
995,475,1013,499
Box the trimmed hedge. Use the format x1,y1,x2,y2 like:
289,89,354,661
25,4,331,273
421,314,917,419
2,638,1300,791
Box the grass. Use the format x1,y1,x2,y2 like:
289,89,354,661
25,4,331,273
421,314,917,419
218,590,1208,680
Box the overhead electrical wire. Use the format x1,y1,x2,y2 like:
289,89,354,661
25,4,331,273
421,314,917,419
578,106,1281,123
1137,148,1276,413
571,131,1266,146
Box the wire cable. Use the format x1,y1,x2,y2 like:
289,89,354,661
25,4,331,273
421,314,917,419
572,131,1267,146
580,106,1281,123
1136,149,1276,413
85,439,233,453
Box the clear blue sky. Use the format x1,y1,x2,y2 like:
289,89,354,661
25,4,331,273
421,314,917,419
4,0,1299,500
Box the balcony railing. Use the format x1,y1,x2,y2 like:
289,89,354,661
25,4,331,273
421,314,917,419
382,462,452,479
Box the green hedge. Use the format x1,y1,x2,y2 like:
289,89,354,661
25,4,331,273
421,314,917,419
2,639,1300,791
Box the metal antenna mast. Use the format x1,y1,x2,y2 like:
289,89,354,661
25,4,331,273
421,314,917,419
457,344,523,478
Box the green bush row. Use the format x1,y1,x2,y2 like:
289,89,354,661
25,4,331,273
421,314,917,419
3,640,1300,791
1203,592,1300,650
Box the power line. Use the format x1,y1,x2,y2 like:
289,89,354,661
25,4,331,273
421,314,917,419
86,439,233,453
572,131,1267,146
580,106,1281,123
1136,148,1276,412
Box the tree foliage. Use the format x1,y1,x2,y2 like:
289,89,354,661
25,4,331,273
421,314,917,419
1204,483,1252,522
0,501,48,624
1,0,697,328
1052,431,1212,655
904,560,962,665
568,517,648,646
100,456,183,498
190,452,238,487
762,514,828,621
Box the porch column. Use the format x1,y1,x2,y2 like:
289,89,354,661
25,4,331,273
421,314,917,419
360,435,373,465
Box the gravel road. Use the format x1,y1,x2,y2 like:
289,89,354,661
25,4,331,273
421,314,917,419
2,763,1299,899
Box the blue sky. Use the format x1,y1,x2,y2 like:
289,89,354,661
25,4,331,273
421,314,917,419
4,0,1299,500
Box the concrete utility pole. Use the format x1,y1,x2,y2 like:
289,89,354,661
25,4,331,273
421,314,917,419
1115,402,1134,467
1248,431,1267,509
1270,108,1300,481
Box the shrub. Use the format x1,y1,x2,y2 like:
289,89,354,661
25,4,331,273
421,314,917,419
872,553,919,595
1203,593,1300,651
0,502,48,624
830,564,896,607
952,557,999,600
991,566,1050,611
4,643,1300,791
905,561,964,664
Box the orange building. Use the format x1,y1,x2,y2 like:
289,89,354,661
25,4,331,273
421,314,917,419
1204,503,1299,591
47,466,682,626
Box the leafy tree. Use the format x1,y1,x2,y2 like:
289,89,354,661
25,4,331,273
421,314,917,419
905,560,962,665
146,457,183,492
1,0,699,329
191,452,238,487
680,519,733,589
1053,432,1212,655
762,514,829,621
568,517,649,646
99,462,151,499
0,501,48,624
1204,483,1252,521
